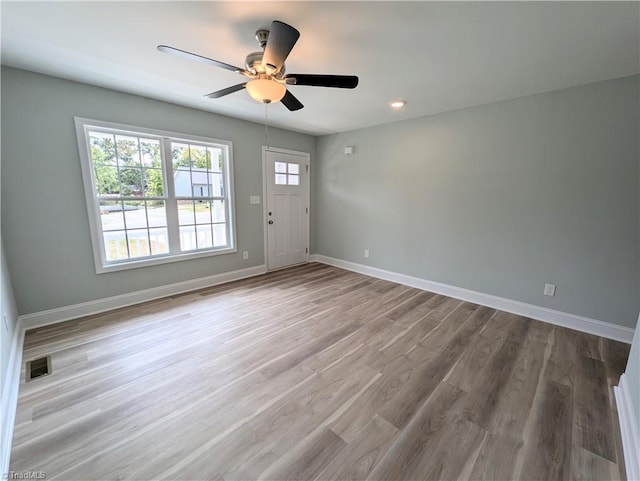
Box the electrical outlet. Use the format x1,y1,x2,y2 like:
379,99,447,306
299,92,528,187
544,283,556,296
364,249,369,258
242,251,249,260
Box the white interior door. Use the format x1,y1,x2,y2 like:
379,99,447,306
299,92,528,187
264,148,310,270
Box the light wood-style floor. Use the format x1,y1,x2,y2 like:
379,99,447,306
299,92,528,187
11,263,630,480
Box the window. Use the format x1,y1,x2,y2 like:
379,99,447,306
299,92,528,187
275,161,300,185
75,118,236,273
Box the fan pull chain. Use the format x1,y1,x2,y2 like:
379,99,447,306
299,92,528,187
264,101,270,148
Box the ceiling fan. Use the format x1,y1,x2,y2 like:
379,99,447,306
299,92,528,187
158,20,358,111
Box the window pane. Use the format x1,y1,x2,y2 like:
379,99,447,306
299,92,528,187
211,173,224,197
212,200,225,223
99,201,125,231
203,148,213,171
190,169,212,197
180,225,197,251
288,163,299,174
149,228,169,255
127,229,151,258
196,225,213,249
89,132,116,165
120,168,144,196
146,201,167,228
213,224,227,247
288,174,300,186
178,200,196,226
190,145,208,169
172,143,190,170
173,168,191,197
104,231,129,261
275,162,287,173
94,166,120,196
209,148,223,172
143,168,164,197
115,135,140,167
275,174,287,185
195,201,212,224
123,202,146,229
139,139,161,167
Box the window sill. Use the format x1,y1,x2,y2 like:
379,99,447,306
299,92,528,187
95,247,237,274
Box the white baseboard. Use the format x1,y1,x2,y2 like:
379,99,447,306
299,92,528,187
1,322,25,479
615,374,640,481
313,255,634,343
1,264,266,477
19,265,267,331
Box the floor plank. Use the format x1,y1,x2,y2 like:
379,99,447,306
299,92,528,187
366,381,469,480
316,416,398,481
575,356,617,462
519,380,573,480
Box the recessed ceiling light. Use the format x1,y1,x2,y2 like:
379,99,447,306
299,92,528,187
389,100,407,109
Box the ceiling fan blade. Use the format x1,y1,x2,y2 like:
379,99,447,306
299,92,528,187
204,83,247,99
158,45,249,75
262,21,300,72
281,90,304,111
285,74,359,89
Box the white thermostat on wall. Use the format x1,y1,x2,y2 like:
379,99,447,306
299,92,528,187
344,146,354,155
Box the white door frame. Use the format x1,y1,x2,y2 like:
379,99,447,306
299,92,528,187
262,145,311,271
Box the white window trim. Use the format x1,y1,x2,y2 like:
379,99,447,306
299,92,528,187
74,117,237,274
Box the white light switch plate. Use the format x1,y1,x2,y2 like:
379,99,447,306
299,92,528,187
250,195,261,205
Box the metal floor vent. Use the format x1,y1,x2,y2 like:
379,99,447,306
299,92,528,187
26,356,51,381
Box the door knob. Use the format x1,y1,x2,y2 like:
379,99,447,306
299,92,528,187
268,220,274,224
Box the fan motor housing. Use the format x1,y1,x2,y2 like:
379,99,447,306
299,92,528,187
245,51,263,72
245,51,285,76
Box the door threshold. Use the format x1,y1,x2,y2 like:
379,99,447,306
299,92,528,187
267,261,309,272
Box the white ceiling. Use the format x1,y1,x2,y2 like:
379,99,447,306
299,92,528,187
1,1,638,136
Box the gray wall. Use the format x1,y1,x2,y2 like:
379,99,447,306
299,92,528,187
316,76,639,328
2,66,638,331
0,238,18,394
1,67,315,315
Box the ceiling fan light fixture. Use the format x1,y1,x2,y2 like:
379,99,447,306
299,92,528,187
159,20,358,111
246,78,286,103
